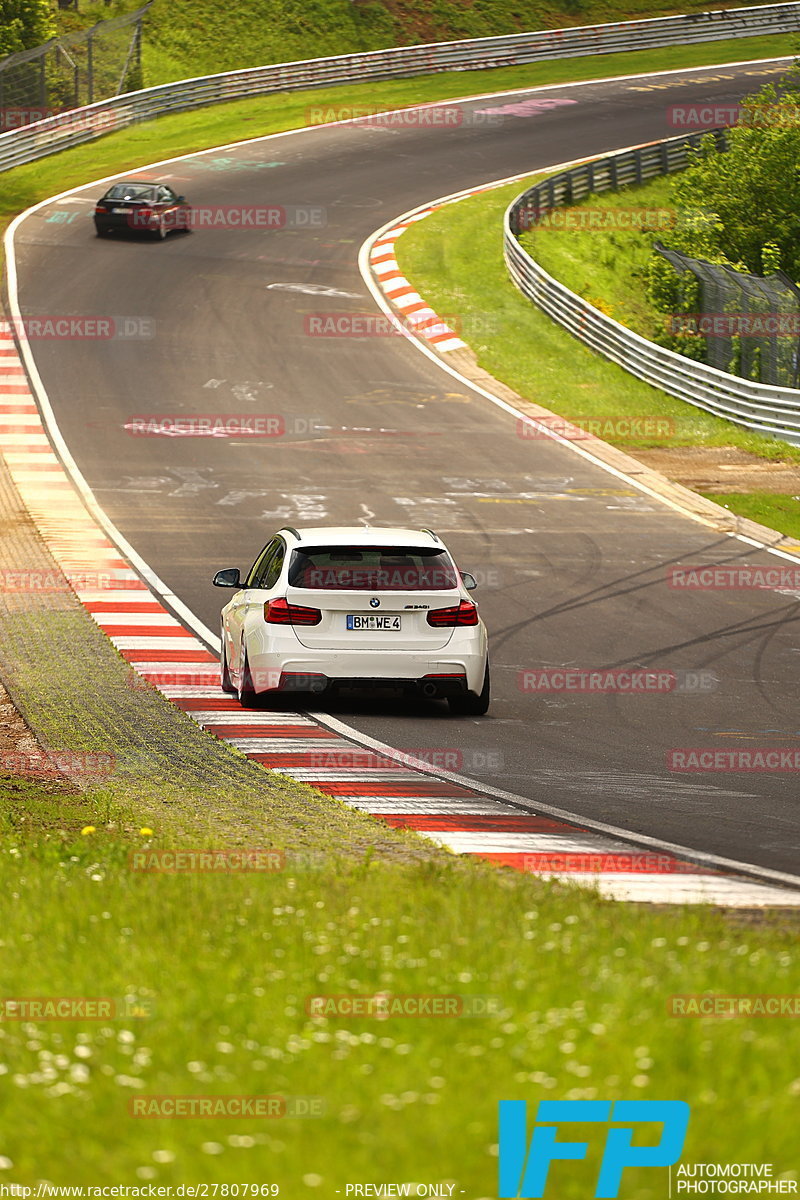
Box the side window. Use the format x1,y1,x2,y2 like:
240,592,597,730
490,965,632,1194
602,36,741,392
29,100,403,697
246,538,280,588
158,187,174,203
264,542,285,589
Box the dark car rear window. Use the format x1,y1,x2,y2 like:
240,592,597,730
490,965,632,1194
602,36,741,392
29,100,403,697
288,546,458,591
105,184,156,201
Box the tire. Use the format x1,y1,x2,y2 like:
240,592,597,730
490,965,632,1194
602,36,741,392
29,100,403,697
220,642,236,694
237,648,259,709
95,225,108,237
448,662,490,716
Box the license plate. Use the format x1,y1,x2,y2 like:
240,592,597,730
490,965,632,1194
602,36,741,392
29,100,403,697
346,614,401,631
112,206,131,213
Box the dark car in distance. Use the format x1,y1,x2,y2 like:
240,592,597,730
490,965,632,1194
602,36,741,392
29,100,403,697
94,181,191,239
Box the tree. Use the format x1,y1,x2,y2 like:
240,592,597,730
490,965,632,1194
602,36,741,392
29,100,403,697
662,66,800,279
0,0,55,58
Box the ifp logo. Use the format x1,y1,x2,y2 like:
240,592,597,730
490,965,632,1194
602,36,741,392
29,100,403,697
499,1099,689,1198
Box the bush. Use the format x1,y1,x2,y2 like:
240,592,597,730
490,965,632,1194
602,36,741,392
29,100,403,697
0,0,54,56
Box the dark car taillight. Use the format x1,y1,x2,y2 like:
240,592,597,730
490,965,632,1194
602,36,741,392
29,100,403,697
426,601,479,627
94,205,107,213
264,598,322,626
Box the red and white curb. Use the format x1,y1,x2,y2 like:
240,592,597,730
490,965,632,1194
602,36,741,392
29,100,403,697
370,210,466,352
2,324,800,907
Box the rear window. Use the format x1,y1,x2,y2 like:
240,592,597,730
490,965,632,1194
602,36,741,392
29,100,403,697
288,546,458,591
106,184,155,201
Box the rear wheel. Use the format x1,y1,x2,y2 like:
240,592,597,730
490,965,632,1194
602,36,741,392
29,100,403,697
237,648,259,708
220,642,236,694
448,662,490,716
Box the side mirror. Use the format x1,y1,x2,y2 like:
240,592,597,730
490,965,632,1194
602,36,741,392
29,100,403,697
176,195,186,204
461,571,478,591
213,567,241,588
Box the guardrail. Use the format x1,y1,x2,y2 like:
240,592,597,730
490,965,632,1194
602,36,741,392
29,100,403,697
504,133,800,446
1,2,799,173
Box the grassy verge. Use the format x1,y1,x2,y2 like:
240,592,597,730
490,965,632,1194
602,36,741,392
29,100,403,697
523,175,674,341
49,0,794,87
701,491,800,539
1,825,798,1189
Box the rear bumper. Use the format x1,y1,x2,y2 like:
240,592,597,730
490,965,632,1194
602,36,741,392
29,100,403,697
94,215,153,234
277,671,469,698
246,644,486,696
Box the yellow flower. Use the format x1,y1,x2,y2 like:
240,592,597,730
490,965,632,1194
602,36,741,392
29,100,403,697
80,826,96,836
139,827,153,837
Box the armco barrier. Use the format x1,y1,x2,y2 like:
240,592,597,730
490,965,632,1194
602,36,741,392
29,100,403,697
1,3,799,173
504,132,800,446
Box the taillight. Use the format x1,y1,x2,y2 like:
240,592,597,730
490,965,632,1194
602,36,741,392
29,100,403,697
426,601,479,627
94,205,106,213
264,598,321,626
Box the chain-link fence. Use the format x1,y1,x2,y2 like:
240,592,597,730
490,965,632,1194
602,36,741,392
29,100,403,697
654,242,800,388
0,3,150,122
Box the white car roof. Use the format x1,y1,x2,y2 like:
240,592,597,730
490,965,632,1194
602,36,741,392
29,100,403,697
286,526,442,547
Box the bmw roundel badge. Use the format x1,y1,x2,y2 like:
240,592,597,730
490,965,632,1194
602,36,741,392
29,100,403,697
369,597,380,608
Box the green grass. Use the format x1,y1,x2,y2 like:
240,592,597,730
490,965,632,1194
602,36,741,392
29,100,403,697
394,176,800,458
0,836,798,1190
47,0,795,87
702,491,800,539
524,175,675,340
515,173,800,537
394,174,800,538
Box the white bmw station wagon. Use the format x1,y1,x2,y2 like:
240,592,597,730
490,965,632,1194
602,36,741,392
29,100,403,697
214,526,489,715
